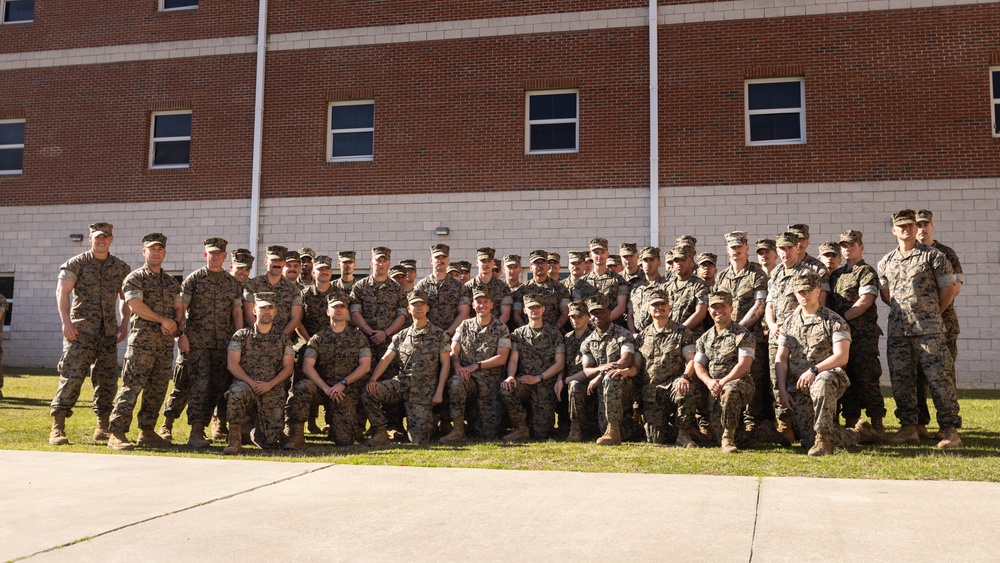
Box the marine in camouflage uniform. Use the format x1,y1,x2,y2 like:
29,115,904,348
285,292,371,447
665,247,710,338
50,222,131,444
633,290,701,446
628,246,671,334
619,243,643,290
413,244,471,337
573,238,629,323
787,224,832,304
350,246,408,377
440,290,512,442
223,292,295,453
466,247,513,325
559,302,594,438
829,230,886,429
363,290,451,445
500,294,566,441
693,291,756,453
512,250,570,330
299,256,340,339
561,251,588,295
107,234,183,450
333,251,358,296
297,247,317,287
242,245,303,337
877,209,962,448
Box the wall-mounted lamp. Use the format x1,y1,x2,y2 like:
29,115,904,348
69,233,85,242
434,226,450,236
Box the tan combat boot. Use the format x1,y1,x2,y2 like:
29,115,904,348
503,424,530,443
108,431,134,451
720,428,738,454
936,427,963,449
93,413,111,441
869,417,887,442
223,423,242,455
283,422,306,450
439,416,466,444
187,422,212,448
675,428,697,449
307,418,323,435
567,420,583,443
854,420,882,445
49,412,69,446
211,415,228,441
157,415,174,441
365,427,390,447
753,419,792,447
887,425,920,446
808,433,832,456
137,428,171,448
776,413,796,443
596,422,621,446
915,424,932,440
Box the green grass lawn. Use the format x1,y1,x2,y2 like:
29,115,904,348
2,370,998,481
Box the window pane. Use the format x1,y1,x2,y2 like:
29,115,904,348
332,132,373,158
153,140,190,166
331,104,374,130
0,148,23,171
153,113,191,138
4,0,34,22
163,0,198,9
993,71,1000,100
0,122,24,145
995,103,1000,135
530,122,576,151
3,303,10,326
748,82,802,111
749,113,801,142
529,93,577,121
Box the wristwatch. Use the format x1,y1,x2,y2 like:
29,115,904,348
340,379,348,386
809,365,819,375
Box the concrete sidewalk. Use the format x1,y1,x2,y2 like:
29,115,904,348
2,451,997,562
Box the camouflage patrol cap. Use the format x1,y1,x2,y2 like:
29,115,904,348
567,302,589,317
493,264,501,274
725,231,748,247
915,209,933,223
284,250,301,263
676,235,698,248
585,254,594,264
792,271,821,292
476,247,496,261
204,238,227,252
254,291,277,307
672,245,695,261
568,251,588,264
707,291,733,306
89,222,114,237
664,248,684,263
338,250,356,263
326,292,348,308
839,230,863,244
696,252,717,266
430,244,450,258
266,245,288,260
471,288,491,301
298,247,317,260
639,246,660,260
606,255,622,267
585,294,608,313
546,252,561,263
407,289,429,305
313,255,334,269
775,232,801,248
619,242,638,256
522,293,543,308
372,246,392,260
389,265,407,279
232,249,254,268
891,209,917,226
503,254,521,267
818,242,840,256
589,237,609,251
142,233,168,248
787,224,810,240
457,261,472,273
755,239,777,252
648,289,670,306
399,259,418,271
529,250,548,263
446,263,460,274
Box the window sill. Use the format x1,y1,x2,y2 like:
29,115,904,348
523,151,579,160
326,159,373,166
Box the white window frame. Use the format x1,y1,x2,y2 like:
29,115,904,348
525,89,579,155
0,118,25,175
327,100,374,163
745,77,806,146
0,273,13,333
149,110,192,169
1,0,34,24
991,68,1000,138
159,0,198,12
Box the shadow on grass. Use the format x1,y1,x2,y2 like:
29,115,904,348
0,396,51,409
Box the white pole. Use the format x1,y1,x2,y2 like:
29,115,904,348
649,0,660,249
248,0,268,276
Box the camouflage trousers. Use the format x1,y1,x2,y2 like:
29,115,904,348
746,336,774,426
916,332,958,426
109,346,173,434
768,337,788,419
887,335,961,429
500,379,557,439
839,337,886,422
788,368,858,450
50,332,120,418
226,380,286,449
286,379,362,446
446,371,504,440
362,378,435,444
702,377,754,440
566,379,601,436
163,348,231,426
641,377,701,444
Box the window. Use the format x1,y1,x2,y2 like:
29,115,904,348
2,0,33,23
992,69,1000,137
160,0,197,11
746,78,806,145
150,110,191,168
526,90,578,154
328,101,374,162
0,119,25,175
0,274,12,330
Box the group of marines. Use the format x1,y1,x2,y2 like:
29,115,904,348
45,207,964,456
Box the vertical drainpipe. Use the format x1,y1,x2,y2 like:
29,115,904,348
248,0,269,276
648,0,660,248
